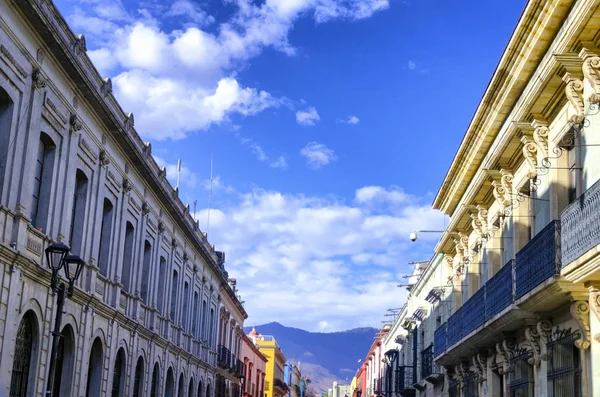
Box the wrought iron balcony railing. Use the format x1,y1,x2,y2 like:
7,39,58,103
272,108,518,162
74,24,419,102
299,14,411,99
515,220,561,299
446,306,463,348
434,324,446,357
462,287,485,336
561,177,600,265
217,345,230,368
421,345,434,379
485,260,514,320
394,366,415,393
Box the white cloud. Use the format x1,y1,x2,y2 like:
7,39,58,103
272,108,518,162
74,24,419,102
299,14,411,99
407,60,416,70
355,186,412,205
339,115,360,124
270,156,289,169
199,185,444,331
300,142,337,168
61,0,389,140
238,135,288,169
296,107,320,126
153,156,198,189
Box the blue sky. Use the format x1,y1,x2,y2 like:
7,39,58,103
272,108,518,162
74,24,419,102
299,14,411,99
54,0,526,331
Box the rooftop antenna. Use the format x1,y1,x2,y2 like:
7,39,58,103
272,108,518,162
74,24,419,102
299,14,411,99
207,154,213,237
176,159,182,189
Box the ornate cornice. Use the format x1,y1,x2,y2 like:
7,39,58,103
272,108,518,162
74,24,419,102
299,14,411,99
571,301,591,349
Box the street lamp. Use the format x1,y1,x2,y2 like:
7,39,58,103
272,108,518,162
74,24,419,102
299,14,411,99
409,230,446,242
44,242,85,397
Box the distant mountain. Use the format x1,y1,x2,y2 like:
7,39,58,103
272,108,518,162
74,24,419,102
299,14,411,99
243,322,377,393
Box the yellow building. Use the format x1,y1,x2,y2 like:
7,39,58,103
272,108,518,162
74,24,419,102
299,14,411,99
250,330,289,397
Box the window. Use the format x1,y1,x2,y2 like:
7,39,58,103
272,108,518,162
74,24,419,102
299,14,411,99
141,240,152,303
132,357,144,397
86,338,103,397
509,351,533,397
0,88,14,199
111,349,126,397
9,312,37,397
70,169,89,256
98,199,114,276
150,364,160,397
193,292,199,336
170,270,179,321
121,222,135,292
547,330,581,397
209,308,215,347
52,325,75,397
31,133,55,230
157,257,167,314
202,300,207,340
183,281,189,330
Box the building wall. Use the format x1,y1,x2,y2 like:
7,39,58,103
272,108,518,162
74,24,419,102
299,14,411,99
254,335,287,397
0,1,246,396
241,334,267,397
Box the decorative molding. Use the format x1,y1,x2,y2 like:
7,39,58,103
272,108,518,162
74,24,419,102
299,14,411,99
69,113,82,134
101,77,112,97
536,319,552,344
79,138,98,160
476,353,487,381
571,301,591,349
0,44,28,78
142,202,150,216
107,170,120,189
580,48,600,103
124,112,135,133
45,97,67,125
532,120,549,158
32,68,47,89
158,221,165,235
521,135,538,179
589,288,600,343
471,205,488,238
524,326,541,366
122,178,133,194
454,364,464,387
129,196,142,213
492,169,513,208
563,72,585,123
99,150,110,167
74,34,87,55
144,142,152,157
444,255,454,277
496,338,515,375
472,355,484,382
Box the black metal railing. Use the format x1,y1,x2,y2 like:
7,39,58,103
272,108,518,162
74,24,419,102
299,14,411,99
446,306,463,348
547,330,582,397
433,324,446,358
274,379,287,392
509,351,534,396
421,345,434,379
394,366,414,392
462,286,485,335
485,259,514,320
218,345,230,368
561,177,600,265
515,220,561,299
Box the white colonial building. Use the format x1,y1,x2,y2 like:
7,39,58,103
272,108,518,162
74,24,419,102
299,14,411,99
0,0,247,396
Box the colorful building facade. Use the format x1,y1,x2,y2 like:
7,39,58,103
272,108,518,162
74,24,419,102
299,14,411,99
242,332,268,397
251,330,289,397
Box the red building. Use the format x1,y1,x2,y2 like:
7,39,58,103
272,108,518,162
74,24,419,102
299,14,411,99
242,329,268,397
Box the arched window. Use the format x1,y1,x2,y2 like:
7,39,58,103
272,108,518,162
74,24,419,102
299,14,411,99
31,132,56,230
9,312,38,397
178,373,185,397
165,368,175,397
170,270,179,321
121,221,135,292
209,308,215,347
157,257,167,314
201,300,207,340
150,363,160,397
98,198,114,276
0,87,14,200
198,380,203,397
182,281,189,330
69,169,89,256
86,338,103,397
111,348,126,397
132,356,144,397
141,240,152,303
52,325,76,397
189,378,194,397
207,383,211,397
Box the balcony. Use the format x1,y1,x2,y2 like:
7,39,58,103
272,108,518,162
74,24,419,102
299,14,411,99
561,177,600,268
274,379,288,393
217,345,231,369
395,366,415,397
515,220,561,299
421,345,443,384
434,221,585,365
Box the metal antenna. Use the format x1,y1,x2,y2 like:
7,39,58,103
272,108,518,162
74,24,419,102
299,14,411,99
207,155,213,237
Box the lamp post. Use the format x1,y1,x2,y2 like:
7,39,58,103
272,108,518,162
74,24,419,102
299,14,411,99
409,230,446,242
44,242,85,397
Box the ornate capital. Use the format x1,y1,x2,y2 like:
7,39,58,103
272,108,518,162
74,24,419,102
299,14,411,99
521,135,538,179
525,326,541,366
158,221,165,234
580,48,600,103
571,301,591,349
99,150,110,167
142,201,150,216
563,72,585,123
122,178,133,194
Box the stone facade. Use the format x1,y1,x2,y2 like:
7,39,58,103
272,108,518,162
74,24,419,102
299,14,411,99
0,1,246,397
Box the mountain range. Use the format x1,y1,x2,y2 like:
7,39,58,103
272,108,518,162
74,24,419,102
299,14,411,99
243,323,378,393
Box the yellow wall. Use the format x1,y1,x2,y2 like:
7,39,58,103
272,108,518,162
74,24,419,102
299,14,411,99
256,338,287,397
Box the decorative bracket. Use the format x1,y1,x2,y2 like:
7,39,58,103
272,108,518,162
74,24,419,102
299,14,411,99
532,120,549,159
571,301,591,349
580,48,600,104
563,72,585,123
587,287,600,343
521,135,538,179
492,170,513,209
524,326,541,366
